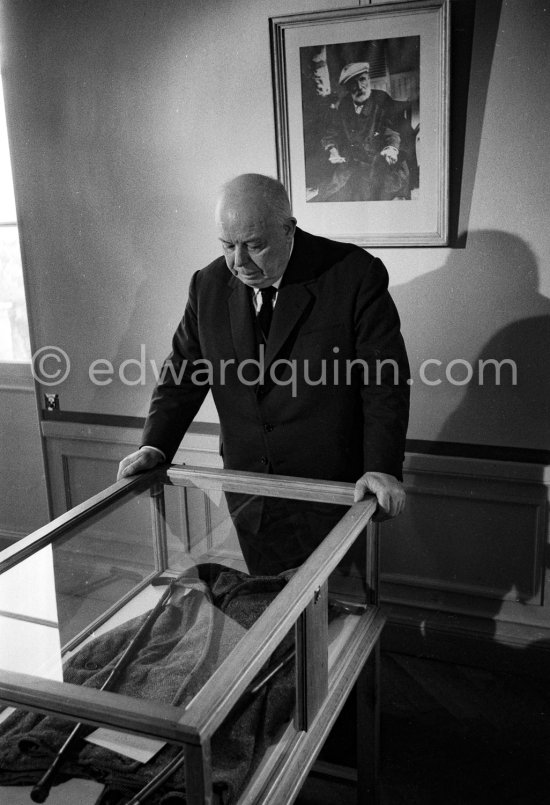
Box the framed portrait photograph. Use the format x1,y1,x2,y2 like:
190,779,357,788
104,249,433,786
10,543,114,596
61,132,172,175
270,0,450,246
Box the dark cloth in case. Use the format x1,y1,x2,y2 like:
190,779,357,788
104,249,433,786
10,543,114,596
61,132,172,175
0,565,295,804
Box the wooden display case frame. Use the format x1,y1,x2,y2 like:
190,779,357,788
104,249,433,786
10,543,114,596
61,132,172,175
0,465,384,804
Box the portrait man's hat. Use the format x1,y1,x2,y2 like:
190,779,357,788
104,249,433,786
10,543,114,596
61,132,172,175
338,62,370,86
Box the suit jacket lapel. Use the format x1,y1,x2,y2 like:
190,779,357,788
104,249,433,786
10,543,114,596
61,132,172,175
264,227,317,368
264,283,311,369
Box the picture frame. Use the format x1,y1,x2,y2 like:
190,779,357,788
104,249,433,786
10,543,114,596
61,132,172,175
270,0,450,247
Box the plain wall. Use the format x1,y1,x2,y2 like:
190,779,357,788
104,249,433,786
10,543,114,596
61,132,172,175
0,0,549,451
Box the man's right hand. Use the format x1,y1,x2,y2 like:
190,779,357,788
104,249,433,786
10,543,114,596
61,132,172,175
327,146,346,164
117,447,163,481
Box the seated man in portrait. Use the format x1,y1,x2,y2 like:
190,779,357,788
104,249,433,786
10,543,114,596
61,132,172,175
316,62,412,202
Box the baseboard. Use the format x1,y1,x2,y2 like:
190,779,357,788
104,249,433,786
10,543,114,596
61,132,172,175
311,760,357,782
381,602,550,678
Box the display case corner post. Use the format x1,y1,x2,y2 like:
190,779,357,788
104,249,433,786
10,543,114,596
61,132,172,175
295,580,329,731
185,740,213,805
366,521,381,607
356,641,381,804
150,478,169,571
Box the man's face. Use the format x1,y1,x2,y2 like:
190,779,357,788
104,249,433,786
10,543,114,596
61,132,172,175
216,205,296,289
347,72,371,104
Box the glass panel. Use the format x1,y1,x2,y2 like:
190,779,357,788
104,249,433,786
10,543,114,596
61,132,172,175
210,626,297,804
164,481,348,575
0,485,159,682
52,487,160,646
0,545,64,680
329,523,370,605
163,481,246,573
0,473,370,803
328,527,375,675
0,481,350,691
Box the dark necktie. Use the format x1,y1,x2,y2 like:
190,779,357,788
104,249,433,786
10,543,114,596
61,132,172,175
257,285,277,340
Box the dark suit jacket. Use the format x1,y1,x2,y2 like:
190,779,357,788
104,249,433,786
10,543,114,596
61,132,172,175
142,227,409,483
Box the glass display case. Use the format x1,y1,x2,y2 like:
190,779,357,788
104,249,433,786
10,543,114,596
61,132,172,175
0,465,383,805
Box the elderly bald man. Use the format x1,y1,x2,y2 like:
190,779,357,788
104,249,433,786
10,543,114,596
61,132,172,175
118,173,410,573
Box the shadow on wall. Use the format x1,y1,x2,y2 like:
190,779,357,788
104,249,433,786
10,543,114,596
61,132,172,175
382,230,550,655
391,228,550,450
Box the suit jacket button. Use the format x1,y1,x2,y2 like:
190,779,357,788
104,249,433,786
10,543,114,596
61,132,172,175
263,423,274,432
260,456,268,465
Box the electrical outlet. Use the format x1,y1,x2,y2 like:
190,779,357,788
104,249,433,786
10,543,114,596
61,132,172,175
44,393,60,411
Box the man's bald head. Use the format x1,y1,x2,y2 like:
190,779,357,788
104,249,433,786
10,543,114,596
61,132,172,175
215,173,293,228
215,173,296,289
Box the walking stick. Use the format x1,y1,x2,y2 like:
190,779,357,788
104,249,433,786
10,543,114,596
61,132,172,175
31,579,178,803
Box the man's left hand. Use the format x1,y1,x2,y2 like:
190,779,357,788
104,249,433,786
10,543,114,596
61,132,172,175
353,471,405,521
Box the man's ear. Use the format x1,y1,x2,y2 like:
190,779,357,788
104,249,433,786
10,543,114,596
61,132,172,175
283,217,297,238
